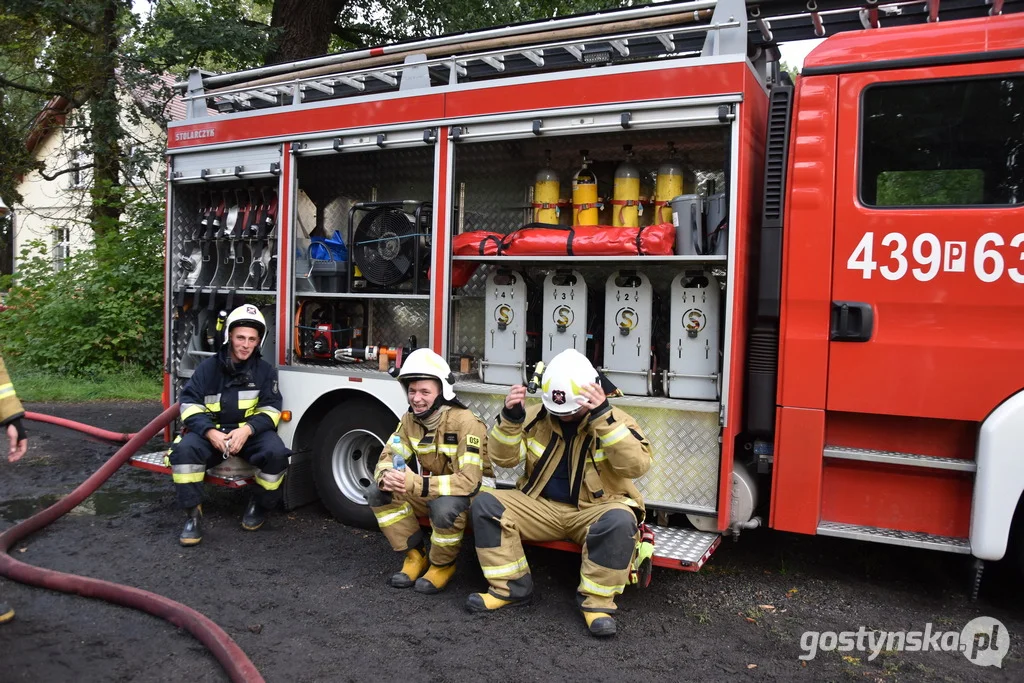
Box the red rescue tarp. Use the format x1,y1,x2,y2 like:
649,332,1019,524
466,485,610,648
501,223,675,256
446,224,676,287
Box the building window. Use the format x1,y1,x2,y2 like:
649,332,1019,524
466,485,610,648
53,227,70,271
859,75,1023,207
124,144,149,186
69,149,88,189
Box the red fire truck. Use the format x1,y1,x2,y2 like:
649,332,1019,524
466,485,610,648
137,0,1024,591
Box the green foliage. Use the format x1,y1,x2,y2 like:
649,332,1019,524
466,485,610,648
876,169,985,206
376,0,628,40
129,0,274,75
7,366,162,402
0,190,165,377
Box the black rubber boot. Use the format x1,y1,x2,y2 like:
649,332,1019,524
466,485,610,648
241,499,266,531
180,506,203,546
0,601,15,624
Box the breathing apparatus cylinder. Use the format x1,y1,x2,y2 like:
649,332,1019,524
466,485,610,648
533,150,561,225
653,142,693,225
612,145,641,228
572,150,599,226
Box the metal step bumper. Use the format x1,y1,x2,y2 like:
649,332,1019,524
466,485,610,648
817,520,971,554
129,450,255,489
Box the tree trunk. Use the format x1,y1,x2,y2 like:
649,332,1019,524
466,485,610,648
265,0,345,65
88,0,124,240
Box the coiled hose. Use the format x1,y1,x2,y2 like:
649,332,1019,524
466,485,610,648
1,404,265,683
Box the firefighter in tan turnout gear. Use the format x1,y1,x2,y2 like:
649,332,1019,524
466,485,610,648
466,348,652,637
370,349,493,594
1,353,28,624
169,305,290,545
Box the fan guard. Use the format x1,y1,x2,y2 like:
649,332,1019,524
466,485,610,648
352,207,418,286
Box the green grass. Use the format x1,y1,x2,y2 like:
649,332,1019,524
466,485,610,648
10,366,162,402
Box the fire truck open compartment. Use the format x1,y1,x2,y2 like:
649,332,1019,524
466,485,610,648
448,125,730,394
291,145,435,371
167,161,282,399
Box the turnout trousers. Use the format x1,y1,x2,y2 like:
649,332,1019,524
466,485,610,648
367,488,471,567
471,489,639,613
169,430,290,509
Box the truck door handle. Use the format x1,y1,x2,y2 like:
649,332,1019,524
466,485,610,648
830,301,874,342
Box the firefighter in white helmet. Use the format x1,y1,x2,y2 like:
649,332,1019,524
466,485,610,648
466,348,651,637
168,304,290,546
369,348,493,594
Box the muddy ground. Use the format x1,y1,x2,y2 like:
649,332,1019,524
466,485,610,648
0,401,1021,682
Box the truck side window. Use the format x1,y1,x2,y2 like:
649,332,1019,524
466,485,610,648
859,75,1023,208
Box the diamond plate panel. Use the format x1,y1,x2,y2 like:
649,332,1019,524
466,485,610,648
650,525,720,565
297,148,434,208
619,406,720,512
454,383,720,510
370,299,429,347
452,296,486,362
453,388,522,484
817,521,971,554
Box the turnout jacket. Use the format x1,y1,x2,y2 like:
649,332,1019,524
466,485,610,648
179,348,283,437
489,401,652,520
374,406,493,499
0,354,25,425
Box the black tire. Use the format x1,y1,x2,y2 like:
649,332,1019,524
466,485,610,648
312,401,397,530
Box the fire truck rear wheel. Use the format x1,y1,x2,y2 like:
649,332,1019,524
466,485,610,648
312,402,394,530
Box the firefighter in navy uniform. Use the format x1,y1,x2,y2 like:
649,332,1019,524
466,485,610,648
466,348,652,637
169,304,290,546
369,349,493,594
1,352,29,624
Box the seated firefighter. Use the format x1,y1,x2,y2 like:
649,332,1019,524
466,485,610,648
369,348,493,594
466,348,652,637
169,304,290,546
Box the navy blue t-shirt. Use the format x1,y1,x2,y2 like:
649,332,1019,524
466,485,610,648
541,420,578,503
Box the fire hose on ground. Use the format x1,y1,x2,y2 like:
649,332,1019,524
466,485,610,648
0,404,265,683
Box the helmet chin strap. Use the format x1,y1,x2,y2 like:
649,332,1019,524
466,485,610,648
413,396,446,427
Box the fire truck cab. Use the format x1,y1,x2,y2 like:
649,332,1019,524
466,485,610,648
145,0,1024,582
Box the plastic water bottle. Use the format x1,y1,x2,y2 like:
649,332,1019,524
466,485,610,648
392,435,406,471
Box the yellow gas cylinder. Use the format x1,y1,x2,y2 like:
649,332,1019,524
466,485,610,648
532,149,561,225
572,150,599,226
654,142,683,224
612,144,641,228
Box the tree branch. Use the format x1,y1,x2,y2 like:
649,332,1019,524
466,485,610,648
51,12,99,37
0,75,62,99
39,163,94,182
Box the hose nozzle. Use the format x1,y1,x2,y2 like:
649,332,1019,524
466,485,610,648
526,361,545,394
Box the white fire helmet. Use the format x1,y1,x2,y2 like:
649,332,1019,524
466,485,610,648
541,348,599,416
223,304,267,346
396,349,456,402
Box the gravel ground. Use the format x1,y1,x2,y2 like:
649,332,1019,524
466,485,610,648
0,401,1021,682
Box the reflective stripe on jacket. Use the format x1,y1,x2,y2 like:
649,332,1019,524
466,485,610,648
489,402,651,520
374,406,493,498
0,354,25,426
178,348,282,437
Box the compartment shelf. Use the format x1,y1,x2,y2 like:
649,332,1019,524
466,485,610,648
451,255,726,263
177,287,278,295
295,292,430,300
453,380,720,414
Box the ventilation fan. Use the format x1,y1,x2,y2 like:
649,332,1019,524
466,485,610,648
348,201,431,293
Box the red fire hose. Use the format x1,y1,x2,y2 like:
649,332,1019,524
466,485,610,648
2,405,265,683
24,411,136,443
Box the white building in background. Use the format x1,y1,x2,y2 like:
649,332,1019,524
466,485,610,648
9,73,190,274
